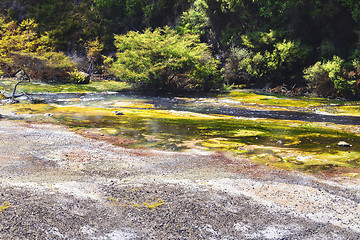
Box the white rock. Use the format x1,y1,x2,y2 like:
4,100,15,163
338,141,352,147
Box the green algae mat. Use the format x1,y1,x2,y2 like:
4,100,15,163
1,79,360,176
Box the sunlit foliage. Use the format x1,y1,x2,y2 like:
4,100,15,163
110,27,221,92
0,16,76,81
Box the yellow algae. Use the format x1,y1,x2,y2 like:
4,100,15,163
0,78,130,93
105,128,119,135
201,138,245,151
1,103,53,114
336,106,360,117
232,129,265,137
249,148,360,173
109,197,119,206
120,198,164,210
1,88,360,175
143,199,164,210
0,202,11,213
344,173,359,177
220,90,325,108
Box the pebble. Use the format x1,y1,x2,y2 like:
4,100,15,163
114,111,124,116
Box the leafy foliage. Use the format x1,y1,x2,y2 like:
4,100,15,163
109,27,221,92
0,16,76,82
86,38,104,74
177,0,210,36
0,0,360,97
304,56,359,97
224,30,309,86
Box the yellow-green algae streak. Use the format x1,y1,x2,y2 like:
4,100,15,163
3,99,360,175
219,90,360,115
0,78,130,93
1,78,360,175
0,202,11,213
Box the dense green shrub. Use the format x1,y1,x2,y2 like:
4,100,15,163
109,27,221,92
224,30,309,86
177,0,209,36
303,56,357,97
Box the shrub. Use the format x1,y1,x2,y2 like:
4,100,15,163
223,47,251,84
109,27,221,92
68,70,90,84
0,16,76,82
221,30,309,87
9,52,75,82
303,56,357,97
86,38,104,74
235,32,309,86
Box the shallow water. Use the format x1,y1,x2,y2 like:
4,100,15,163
5,91,360,174
29,92,360,125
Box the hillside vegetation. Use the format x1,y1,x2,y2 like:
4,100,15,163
1,0,360,97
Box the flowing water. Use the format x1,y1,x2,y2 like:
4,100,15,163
29,92,360,125
3,91,360,174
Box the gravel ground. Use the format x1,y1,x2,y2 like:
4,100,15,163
0,120,360,239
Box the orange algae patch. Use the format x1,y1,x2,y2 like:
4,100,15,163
76,129,138,146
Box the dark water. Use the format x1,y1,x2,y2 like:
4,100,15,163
30,93,360,125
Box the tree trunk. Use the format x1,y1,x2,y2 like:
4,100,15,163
11,80,24,99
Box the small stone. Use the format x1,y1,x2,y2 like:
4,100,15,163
30,98,46,104
326,145,331,148
338,141,352,147
276,140,282,144
44,113,53,117
114,111,124,116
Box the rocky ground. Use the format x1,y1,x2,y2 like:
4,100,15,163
0,119,360,239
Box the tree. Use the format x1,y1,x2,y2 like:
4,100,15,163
86,38,104,74
0,16,76,100
304,56,359,97
109,27,221,92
